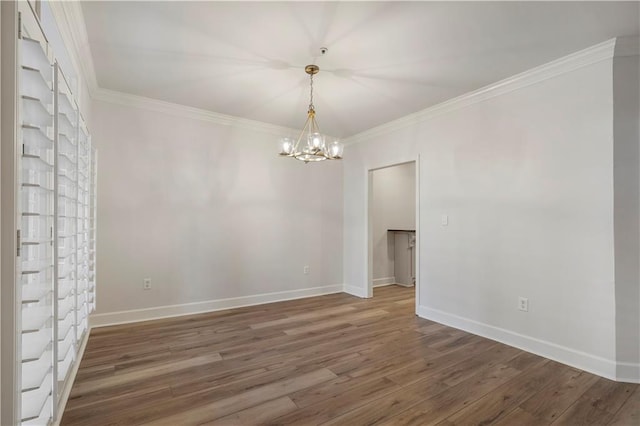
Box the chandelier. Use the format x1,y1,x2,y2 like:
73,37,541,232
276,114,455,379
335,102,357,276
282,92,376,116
278,64,343,163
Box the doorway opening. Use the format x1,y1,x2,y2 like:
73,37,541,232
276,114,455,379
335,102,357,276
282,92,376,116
366,159,419,312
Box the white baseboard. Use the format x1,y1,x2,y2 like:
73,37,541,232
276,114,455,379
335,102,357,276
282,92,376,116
53,329,90,425
343,284,368,298
416,305,638,383
617,361,640,383
373,277,396,287
90,285,343,328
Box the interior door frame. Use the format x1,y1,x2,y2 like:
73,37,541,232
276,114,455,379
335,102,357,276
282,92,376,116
365,155,420,313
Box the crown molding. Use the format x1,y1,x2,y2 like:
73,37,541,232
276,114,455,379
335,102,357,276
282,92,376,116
51,6,625,145
45,2,312,138
93,88,298,136
47,2,298,137
344,38,618,146
48,0,98,95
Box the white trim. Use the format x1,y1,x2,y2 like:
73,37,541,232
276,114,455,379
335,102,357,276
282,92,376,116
48,1,98,94
373,277,396,287
1,3,20,424
48,3,306,140
416,305,636,383
345,38,617,146
51,10,627,147
414,154,421,314
53,330,90,426
90,285,343,328
54,7,626,148
93,88,299,137
343,284,368,299
366,159,419,302
395,283,415,288
617,362,640,384
365,169,374,298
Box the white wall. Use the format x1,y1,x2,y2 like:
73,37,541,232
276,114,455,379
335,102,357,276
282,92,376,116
371,162,415,284
91,98,343,324
613,41,640,381
343,44,621,379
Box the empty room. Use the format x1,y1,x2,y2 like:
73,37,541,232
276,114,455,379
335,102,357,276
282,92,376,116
1,1,639,425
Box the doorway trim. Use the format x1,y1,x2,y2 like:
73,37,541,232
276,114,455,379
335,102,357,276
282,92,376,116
365,156,420,313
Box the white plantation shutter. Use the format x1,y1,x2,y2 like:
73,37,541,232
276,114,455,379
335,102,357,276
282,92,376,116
76,119,91,340
88,148,98,313
55,67,79,392
11,5,98,424
19,21,55,425
13,5,99,424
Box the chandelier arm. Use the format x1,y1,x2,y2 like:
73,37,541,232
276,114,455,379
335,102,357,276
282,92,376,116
311,115,320,137
293,113,312,154
311,116,328,156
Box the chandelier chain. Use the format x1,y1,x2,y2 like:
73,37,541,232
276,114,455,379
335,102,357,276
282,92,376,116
309,72,314,112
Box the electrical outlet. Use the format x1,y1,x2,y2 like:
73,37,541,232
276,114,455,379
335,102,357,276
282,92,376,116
143,278,152,290
441,214,449,226
518,297,528,312
303,266,310,275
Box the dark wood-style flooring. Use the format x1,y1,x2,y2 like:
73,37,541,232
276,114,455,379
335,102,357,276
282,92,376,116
62,286,639,425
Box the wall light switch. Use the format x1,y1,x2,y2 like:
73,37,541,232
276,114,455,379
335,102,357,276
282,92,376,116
441,214,449,226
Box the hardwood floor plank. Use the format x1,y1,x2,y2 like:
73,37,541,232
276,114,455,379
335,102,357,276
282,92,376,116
61,286,639,426
385,339,497,387
250,305,357,330
328,338,445,378
63,386,173,425
581,376,637,414
608,387,640,426
282,308,390,335
417,323,448,335
492,406,545,426
503,349,544,371
428,343,522,388
518,368,599,422
69,352,222,396
141,369,337,426
208,396,298,425
552,396,615,425
376,362,522,426
219,314,411,361
319,381,435,426
442,359,565,425
168,358,336,399
271,376,401,424
72,363,115,382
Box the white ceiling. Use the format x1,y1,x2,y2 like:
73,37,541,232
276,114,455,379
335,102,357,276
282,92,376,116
81,1,639,138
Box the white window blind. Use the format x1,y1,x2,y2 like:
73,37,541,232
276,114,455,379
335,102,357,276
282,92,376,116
88,148,98,313
14,5,98,424
19,21,55,425
55,67,79,392
76,119,91,339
